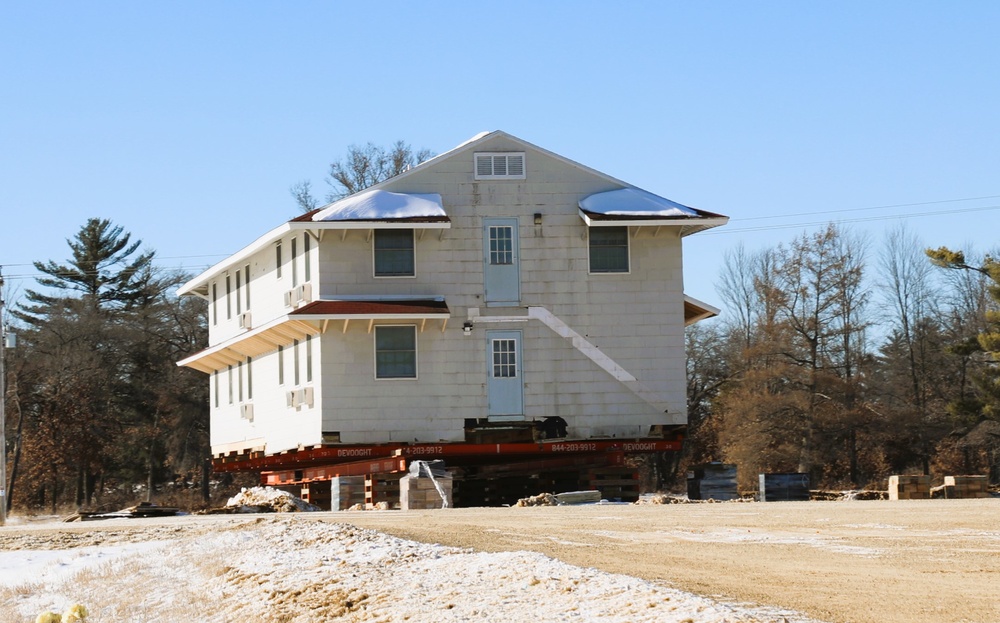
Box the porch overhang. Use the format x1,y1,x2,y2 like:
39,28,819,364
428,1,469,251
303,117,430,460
579,209,729,237
177,298,451,374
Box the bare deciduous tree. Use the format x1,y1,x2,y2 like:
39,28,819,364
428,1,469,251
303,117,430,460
291,141,434,212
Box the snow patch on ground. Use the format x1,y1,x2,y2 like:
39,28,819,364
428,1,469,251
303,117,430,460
3,519,826,622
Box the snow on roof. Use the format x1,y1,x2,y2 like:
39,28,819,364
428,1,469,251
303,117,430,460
312,189,446,221
579,187,699,217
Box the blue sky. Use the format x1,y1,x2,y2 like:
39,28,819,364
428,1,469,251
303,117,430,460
2,2,998,307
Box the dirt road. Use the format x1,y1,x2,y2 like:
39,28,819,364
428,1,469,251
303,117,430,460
334,499,1000,623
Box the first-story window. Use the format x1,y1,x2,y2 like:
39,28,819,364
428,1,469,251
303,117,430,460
277,345,285,385
247,356,253,400
293,338,301,386
375,325,417,379
589,227,630,273
213,371,219,408
305,334,313,383
374,229,415,277
227,365,234,404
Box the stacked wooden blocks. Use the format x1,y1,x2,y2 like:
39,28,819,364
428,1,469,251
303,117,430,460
331,476,366,510
584,466,640,502
943,475,989,499
888,475,931,500
399,473,453,510
366,473,403,509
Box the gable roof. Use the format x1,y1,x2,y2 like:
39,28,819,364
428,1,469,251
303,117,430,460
177,130,728,296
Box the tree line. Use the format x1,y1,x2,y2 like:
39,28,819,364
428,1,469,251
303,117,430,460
1,141,431,512
3,219,208,512
685,223,1000,490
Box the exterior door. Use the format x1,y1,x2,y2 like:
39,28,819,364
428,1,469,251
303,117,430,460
486,330,524,419
483,218,520,306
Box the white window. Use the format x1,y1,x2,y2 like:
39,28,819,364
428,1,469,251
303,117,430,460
589,227,630,274
475,152,525,180
303,234,311,282
375,325,417,379
293,338,300,386
374,229,415,277
306,334,313,383
244,265,251,309
278,345,285,385
235,270,242,315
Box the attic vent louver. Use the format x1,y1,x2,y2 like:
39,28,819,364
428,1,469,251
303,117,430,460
474,152,526,180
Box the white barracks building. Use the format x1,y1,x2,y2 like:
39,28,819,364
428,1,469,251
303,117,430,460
177,131,727,463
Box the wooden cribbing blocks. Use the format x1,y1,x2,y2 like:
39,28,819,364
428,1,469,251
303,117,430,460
888,475,930,500
943,475,989,499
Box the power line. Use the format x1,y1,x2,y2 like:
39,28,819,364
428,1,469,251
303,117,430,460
703,204,1000,235
729,194,1000,223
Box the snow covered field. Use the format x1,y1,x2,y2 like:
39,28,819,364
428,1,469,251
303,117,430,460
1,515,817,623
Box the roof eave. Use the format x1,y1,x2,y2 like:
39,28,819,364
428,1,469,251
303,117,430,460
579,209,730,234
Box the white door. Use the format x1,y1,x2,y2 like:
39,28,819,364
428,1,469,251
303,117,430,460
483,218,520,306
486,330,524,419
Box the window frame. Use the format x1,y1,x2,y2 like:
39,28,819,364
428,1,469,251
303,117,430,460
474,152,526,180
588,226,631,274
374,325,418,380
277,344,285,385
276,241,282,279
373,228,416,278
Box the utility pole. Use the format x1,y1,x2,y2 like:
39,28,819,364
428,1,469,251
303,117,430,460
0,266,7,525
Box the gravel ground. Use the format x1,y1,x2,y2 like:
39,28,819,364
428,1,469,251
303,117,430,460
333,498,1000,623
1,498,997,623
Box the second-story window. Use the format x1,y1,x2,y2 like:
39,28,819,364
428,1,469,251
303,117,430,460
235,270,242,315
225,274,232,319
244,265,251,309
304,233,311,282
276,241,282,279
211,282,218,326
291,238,298,287
374,229,415,277
589,227,630,273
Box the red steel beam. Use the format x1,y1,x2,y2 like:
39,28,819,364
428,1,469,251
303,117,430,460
263,456,406,486
214,437,682,473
